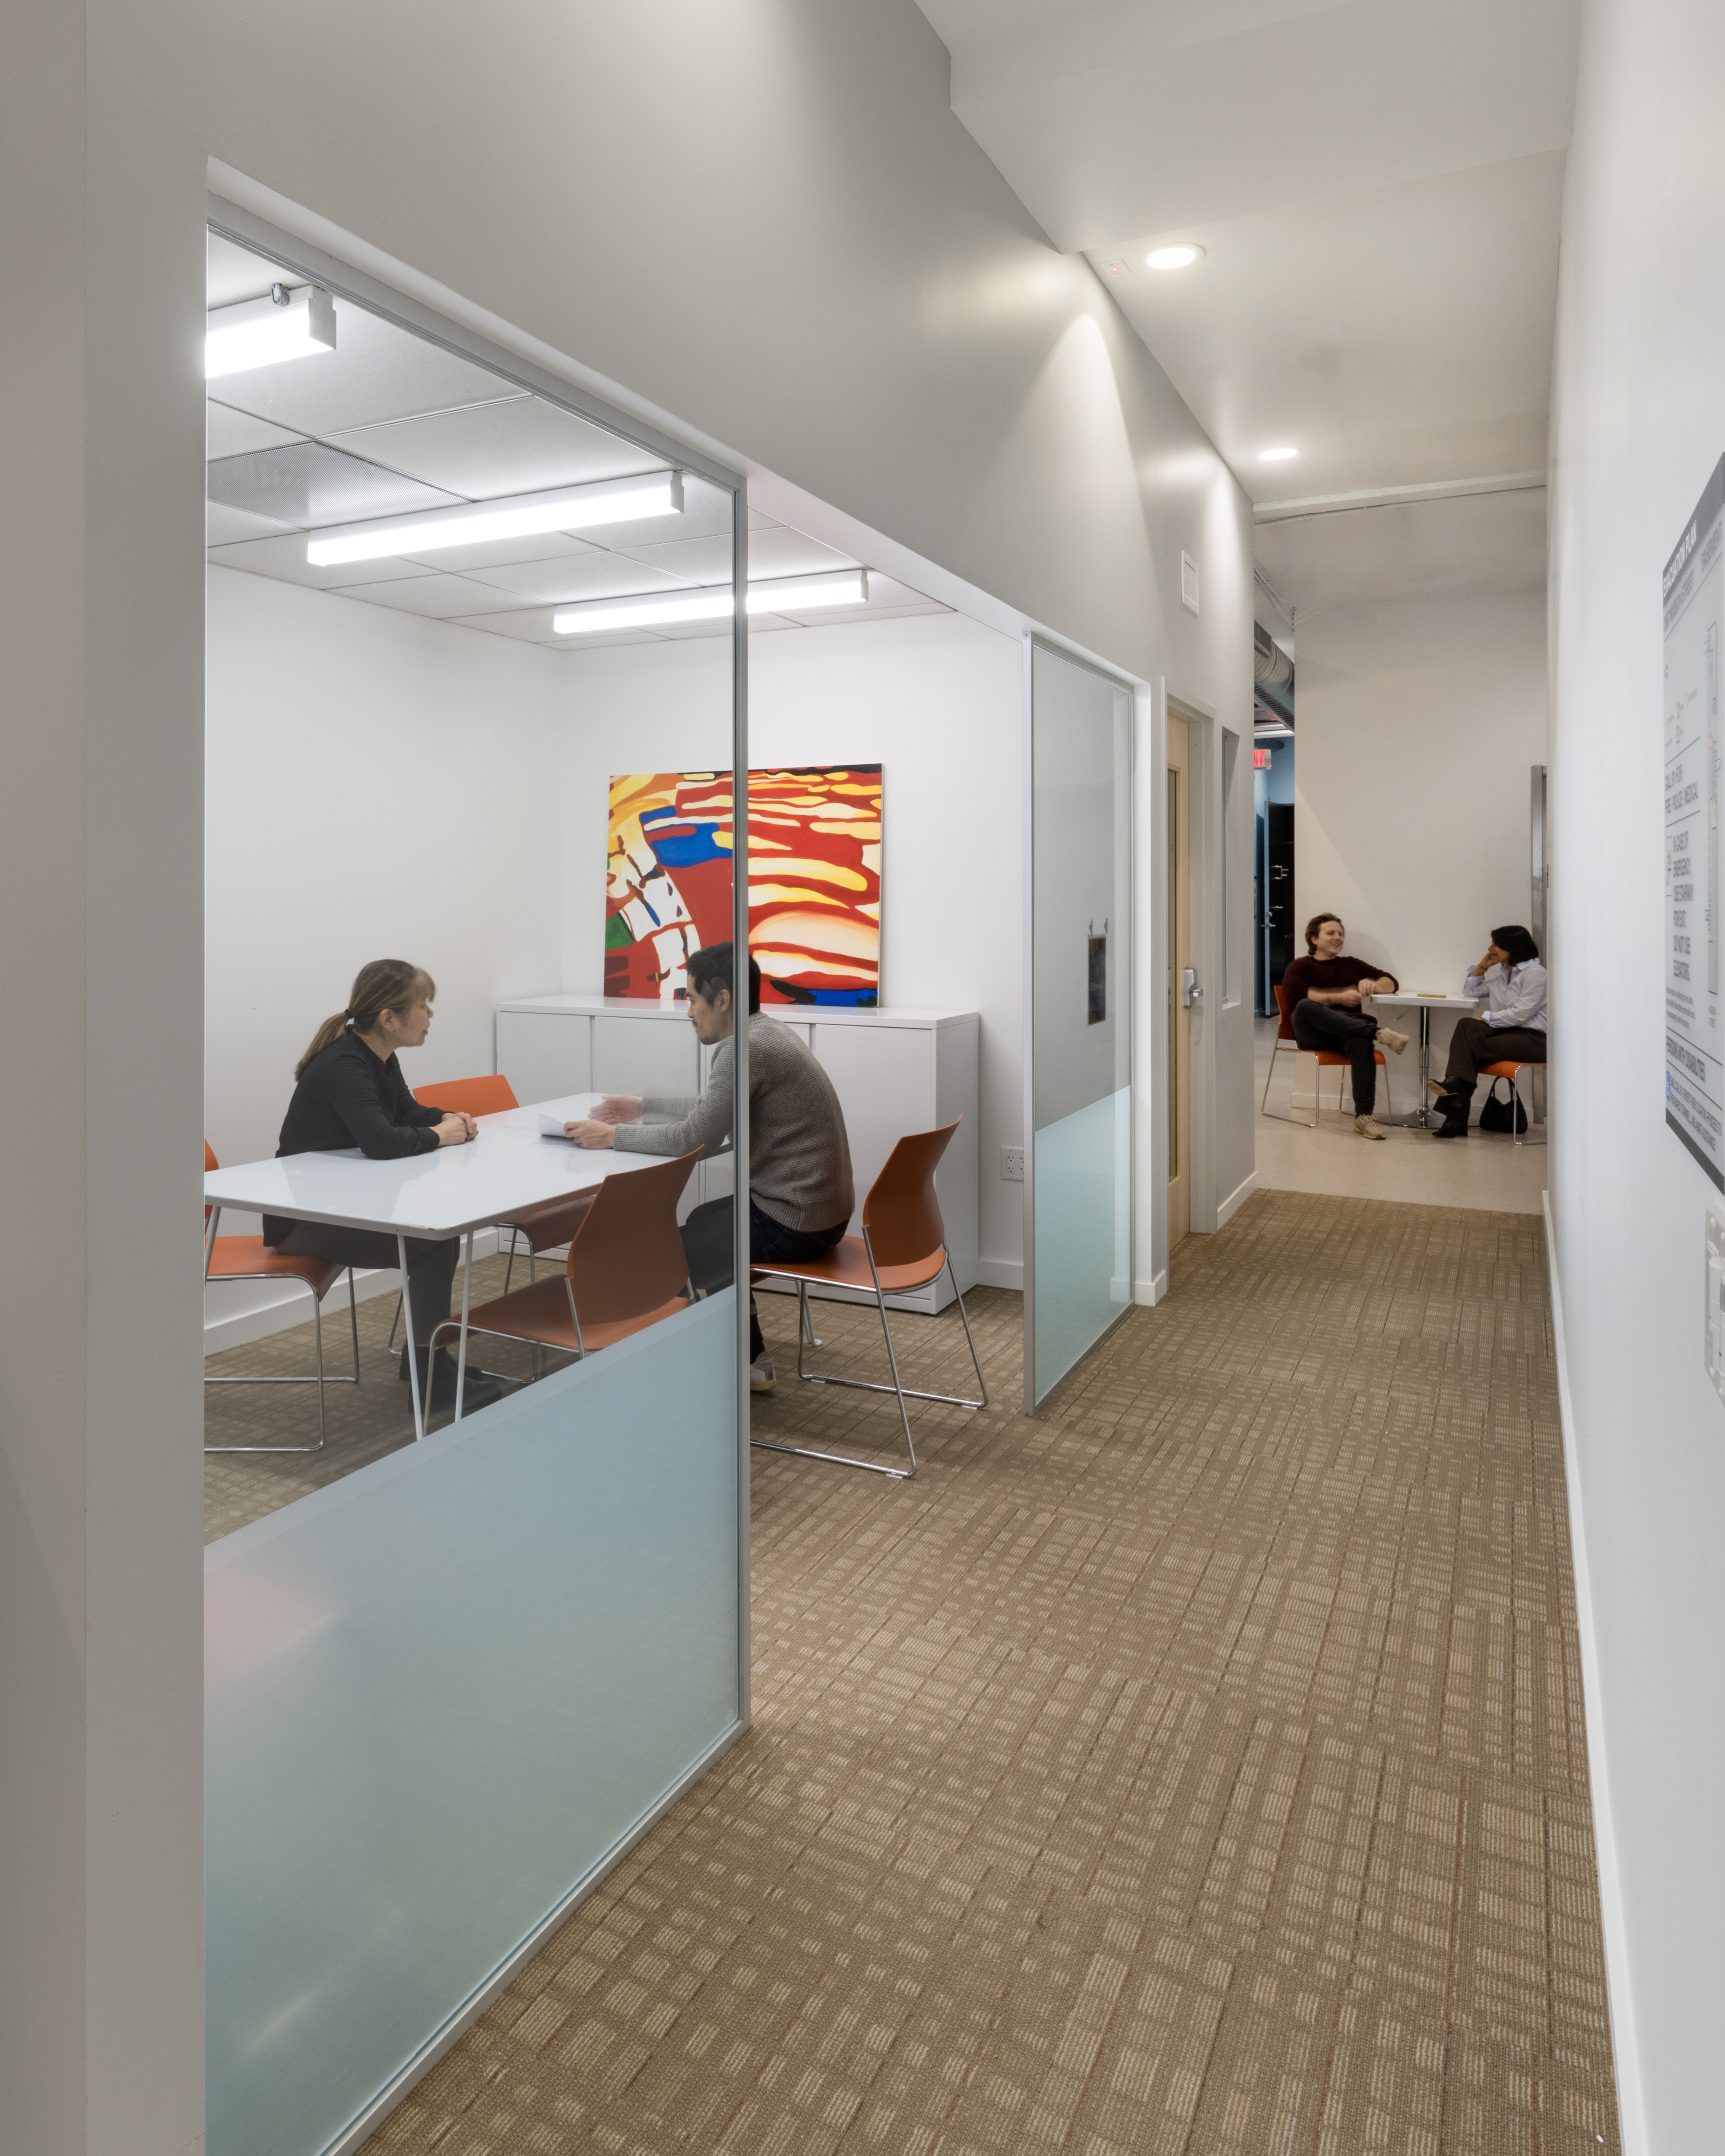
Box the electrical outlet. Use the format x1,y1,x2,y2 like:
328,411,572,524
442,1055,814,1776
1001,1145,1024,1181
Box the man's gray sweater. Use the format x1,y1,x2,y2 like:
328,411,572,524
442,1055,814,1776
613,1011,855,1232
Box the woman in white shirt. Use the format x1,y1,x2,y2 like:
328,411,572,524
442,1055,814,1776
1430,924,1547,1137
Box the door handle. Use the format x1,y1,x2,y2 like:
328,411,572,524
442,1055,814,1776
1182,968,1201,1007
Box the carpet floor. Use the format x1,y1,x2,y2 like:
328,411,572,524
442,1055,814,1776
213,1190,1621,2155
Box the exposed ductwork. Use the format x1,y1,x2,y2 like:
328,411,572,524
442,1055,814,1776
1254,621,1294,692
1254,621,1295,729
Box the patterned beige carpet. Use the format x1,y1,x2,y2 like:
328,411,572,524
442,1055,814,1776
209,1191,1620,2154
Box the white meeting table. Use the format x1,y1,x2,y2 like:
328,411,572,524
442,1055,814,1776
1363,994,1481,1128
202,1093,678,1439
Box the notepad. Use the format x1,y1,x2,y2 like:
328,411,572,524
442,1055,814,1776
538,1113,574,1140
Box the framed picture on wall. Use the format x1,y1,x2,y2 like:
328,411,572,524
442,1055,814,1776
606,766,883,1005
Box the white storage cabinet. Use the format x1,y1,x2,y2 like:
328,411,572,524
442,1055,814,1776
494,996,980,1314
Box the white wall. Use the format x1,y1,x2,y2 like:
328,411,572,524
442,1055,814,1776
1294,586,1548,1063
558,615,1027,1282
205,569,565,1178
1549,0,1725,2147
10,5,1256,2144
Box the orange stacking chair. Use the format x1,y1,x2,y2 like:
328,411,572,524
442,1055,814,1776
750,1120,986,1483
1478,1057,1547,1147
428,1150,701,1420
1264,983,1392,1128
203,1141,359,1453
387,1073,596,1349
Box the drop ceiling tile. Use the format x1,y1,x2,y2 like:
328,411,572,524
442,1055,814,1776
437,605,568,645
461,554,691,606
206,402,306,459
747,507,783,529
207,442,463,527
747,527,861,577
207,501,297,547
342,574,527,620
207,296,517,436
394,532,603,576
611,534,734,584
326,395,659,498
205,534,438,591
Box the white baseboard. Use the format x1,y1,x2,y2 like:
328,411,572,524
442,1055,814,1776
975,1257,1024,1292
1216,1171,1258,1229
204,1226,506,1357
1134,1269,1168,1307
1543,1191,1644,2156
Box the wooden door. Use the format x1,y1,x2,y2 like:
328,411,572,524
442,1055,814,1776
1167,713,1192,1247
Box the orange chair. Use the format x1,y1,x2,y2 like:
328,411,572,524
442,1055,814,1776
1263,984,1392,1128
1479,1058,1547,1147
428,1151,701,1420
385,1073,593,1349
750,1120,986,1482
203,1141,359,1453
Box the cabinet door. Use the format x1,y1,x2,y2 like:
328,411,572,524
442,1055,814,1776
496,1012,591,1105
810,1025,932,1236
592,1014,700,1100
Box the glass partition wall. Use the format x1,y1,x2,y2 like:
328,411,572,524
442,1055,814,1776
1024,642,1134,1409
200,216,748,2156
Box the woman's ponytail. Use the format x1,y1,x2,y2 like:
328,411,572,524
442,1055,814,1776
295,958,437,1080
295,1011,352,1080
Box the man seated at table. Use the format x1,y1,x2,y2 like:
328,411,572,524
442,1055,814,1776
564,941,855,1394
1279,913,1410,1140
1428,924,1548,1138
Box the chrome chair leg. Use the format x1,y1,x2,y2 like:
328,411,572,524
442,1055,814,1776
203,1276,332,1455
800,1281,823,1349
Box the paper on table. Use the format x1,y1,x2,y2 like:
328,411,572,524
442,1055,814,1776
538,1113,574,1140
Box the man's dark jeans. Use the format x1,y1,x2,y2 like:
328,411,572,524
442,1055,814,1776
1291,999,1381,1118
681,1196,849,1361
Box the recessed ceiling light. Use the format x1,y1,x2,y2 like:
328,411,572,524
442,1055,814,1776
305,470,683,567
206,285,336,378
1259,446,1299,461
1146,244,1203,271
554,570,868,636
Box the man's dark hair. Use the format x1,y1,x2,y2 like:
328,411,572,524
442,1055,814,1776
1490,924,1540,967
687,940,761,1014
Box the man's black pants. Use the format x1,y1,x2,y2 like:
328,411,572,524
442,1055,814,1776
1291,1000,1382,1118
681,1196,849,1362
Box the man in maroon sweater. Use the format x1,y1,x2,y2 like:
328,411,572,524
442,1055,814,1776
1279,913,1410,1138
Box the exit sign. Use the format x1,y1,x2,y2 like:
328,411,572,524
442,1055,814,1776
1253,747,1272,769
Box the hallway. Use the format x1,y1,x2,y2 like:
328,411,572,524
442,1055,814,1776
370,1193,1616,2156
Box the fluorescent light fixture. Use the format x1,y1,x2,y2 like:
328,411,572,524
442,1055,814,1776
1146,243,1203,270
306,471,683,567
206,285,336,379
1259,446,1299,461
554,569,868,636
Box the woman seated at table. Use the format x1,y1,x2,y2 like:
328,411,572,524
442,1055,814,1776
1428,925,1547,1138
262,958,502,1412
1280,913,1410,1140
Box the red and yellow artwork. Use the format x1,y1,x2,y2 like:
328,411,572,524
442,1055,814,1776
606,767,882,1004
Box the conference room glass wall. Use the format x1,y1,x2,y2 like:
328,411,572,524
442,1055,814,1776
200,213,748,2156
1024,640,1134,1409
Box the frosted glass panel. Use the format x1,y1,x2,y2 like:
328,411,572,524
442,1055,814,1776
206,1292,740,2156
1029,645,1133,1405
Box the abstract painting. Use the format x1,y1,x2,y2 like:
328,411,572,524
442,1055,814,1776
606,767,882,1005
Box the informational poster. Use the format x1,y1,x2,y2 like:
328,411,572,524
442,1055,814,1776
1664,456,1725,1186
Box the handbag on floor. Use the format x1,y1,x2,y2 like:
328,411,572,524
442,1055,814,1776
1477,1077,1528,1133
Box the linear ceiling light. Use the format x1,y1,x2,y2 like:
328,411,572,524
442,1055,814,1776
1146,244,1203,270
305,471,684,567
1258,446,1299,461
206,285,336,379
554,569,868,636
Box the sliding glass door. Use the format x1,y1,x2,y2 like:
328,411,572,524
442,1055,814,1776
1025,642,1134,1408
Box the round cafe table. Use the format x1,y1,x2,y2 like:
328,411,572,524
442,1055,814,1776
1364,993,1483,1128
